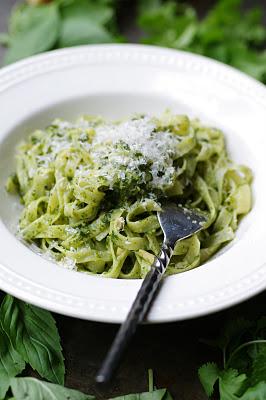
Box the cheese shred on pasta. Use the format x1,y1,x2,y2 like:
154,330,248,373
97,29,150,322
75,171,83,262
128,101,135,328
6,112,252,278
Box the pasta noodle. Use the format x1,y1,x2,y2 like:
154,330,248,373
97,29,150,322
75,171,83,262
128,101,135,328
6,112,252,278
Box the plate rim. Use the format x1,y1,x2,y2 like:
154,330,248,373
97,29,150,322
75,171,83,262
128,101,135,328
0,43,266,323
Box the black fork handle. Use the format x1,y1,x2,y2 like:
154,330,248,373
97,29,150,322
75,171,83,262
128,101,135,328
96,244,172,384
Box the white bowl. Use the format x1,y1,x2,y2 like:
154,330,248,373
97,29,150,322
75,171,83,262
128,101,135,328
0,44,265,323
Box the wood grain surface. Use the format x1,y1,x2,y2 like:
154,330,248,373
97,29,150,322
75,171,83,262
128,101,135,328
0,1,265,399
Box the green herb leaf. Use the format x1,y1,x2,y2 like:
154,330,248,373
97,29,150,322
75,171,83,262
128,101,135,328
10,377,95,400
108,369,173,399
240,382,266,400
138,0,266,83
198,362,220,397
203,318,253,354
219,368,247,399
199,315,266,399
109,388,173,399
0,327,25,399
250,347,266,386
0,33,10,46
218,318,253,352
3,3,60,65
58,0,115,47
139,1,197,49
1,295,65,385
230,46,266,82
257,317,266,333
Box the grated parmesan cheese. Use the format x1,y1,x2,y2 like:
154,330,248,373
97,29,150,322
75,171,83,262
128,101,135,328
59,257,77,271
88,116,179,190
33,115,181,193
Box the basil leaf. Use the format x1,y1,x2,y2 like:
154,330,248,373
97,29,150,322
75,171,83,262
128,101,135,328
58,0,114,47
0,295,65,385
4,3,60,65
10,377,95,400
61,0,114,25
109,388,173,399
0,327,25,399
8,3,41,36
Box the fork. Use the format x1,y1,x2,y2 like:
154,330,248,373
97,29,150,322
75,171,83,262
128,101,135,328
96,203,207,384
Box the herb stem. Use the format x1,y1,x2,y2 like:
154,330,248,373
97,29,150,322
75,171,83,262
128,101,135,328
223,348,226,369
148,369,153,392
226,340,266,368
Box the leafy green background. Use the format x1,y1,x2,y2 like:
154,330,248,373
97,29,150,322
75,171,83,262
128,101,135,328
1,0,266,83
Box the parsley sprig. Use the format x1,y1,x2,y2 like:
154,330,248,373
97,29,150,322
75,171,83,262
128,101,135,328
138,0,266,83
198,317,266,399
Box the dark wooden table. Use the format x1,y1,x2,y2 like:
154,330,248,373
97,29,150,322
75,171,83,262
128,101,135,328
0,1,265,399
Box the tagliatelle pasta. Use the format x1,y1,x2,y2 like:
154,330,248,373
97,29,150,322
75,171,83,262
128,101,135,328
6,112,252,278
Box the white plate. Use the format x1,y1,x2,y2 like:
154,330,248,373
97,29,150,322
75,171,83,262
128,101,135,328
0,44,265,323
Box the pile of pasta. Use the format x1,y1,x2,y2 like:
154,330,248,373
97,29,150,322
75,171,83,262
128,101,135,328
6,114,252,278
